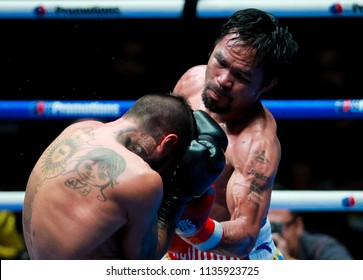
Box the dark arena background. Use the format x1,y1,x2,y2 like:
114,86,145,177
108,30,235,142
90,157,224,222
1,1,363,259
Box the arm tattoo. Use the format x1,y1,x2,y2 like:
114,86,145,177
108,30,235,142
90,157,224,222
254,150,269,164
247,169,270,182
248,180,264,206
247,150,272,206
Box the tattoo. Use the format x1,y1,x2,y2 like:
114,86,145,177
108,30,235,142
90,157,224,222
246,150,270,207
247,169,270,182
255,150,269,164
24,127,96,236
64,148,126,201
40,127,96,182
64,179,91,196
117,128,155,161
124,136,148,159
250,180,263,195
248,180,269,206
248,189,263,206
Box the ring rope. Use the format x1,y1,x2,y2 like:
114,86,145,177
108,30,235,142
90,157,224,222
1,99,363,120
0,1,361,19
2,191,363,212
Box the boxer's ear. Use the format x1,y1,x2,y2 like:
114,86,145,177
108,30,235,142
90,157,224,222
157,134,178,153
259,77,277,95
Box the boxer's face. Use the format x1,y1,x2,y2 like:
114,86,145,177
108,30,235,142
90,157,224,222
268,209,302,257
203,33,265,114
77,159,111,187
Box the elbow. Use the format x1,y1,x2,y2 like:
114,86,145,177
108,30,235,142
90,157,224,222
216,232,257,258
232,235,257,258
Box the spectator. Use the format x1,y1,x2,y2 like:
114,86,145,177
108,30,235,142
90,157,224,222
268,209,353,260
0,210,27,259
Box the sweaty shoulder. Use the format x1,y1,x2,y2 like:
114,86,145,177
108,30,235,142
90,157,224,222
133,168,163,201
62,120,103,134
184,65,207,77
228,107,281,182
173,65,206,98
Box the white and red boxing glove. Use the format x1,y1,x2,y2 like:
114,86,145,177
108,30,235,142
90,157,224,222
175,185,224,251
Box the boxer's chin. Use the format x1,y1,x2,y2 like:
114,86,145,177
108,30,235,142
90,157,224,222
202,91,229,114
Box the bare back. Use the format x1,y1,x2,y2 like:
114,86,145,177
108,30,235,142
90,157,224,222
23,120,163,259
174,65,281,255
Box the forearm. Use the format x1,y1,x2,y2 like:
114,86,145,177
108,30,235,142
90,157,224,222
204,220,256,257
156,221,177,259
177,217,257,258
156,194,189,259
213,221,256,257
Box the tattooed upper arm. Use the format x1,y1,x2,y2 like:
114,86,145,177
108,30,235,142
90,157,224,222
230,135,280,213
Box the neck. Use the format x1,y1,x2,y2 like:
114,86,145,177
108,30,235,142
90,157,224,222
209,100,263,132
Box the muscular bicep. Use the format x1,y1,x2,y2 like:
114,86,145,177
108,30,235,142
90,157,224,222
210,135,280,257
227,135,280,231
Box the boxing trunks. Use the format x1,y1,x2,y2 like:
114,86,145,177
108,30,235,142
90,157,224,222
164,217,283,260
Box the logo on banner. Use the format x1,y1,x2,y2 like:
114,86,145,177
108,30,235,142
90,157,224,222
34,6,46,16
335,99,363,113
33,5,121,18
34,101,121,118
329,2,363,15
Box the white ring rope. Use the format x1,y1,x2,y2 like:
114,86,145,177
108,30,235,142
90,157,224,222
270,190,363,211
0,1,361,19
1,191,363,212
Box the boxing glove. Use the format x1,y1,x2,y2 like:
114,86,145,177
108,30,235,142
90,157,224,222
158,110,228,226
175,185,224,251
178,217,223,251
176,185,215,236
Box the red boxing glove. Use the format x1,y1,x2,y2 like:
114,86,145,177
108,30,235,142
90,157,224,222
176,185,224,251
